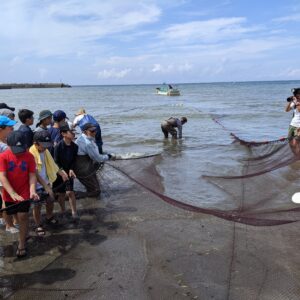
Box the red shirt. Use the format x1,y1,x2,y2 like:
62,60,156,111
0,149,36,202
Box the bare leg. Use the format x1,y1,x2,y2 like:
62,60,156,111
17,212,29,250
33,205,42,226
57,193,66,213
4,212,14,228
45,200,54,220
66,191,77,215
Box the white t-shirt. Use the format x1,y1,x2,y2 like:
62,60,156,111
73,114,85,126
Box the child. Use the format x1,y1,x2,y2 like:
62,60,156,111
0,116,19,233
18,109,34,148
36,110,53,131
53,123,79,220
29,131,68,235
0,131,39,258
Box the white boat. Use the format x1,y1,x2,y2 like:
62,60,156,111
156,84,180,96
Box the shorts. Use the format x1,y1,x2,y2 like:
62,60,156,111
33,187,54,207
4,201,30,215
53,177,74,193
161,121,177,138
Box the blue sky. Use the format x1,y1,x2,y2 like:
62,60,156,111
0,0,300,85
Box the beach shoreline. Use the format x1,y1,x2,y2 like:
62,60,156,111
1,165,300,299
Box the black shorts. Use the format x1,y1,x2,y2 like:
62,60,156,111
34,188,54,206
53,177,74,193
4,201,31,215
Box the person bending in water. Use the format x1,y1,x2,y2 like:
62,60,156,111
285,88,300,140
161,117,187,139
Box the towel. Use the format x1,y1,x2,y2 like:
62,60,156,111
29,145,59,183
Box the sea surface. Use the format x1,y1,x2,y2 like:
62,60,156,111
1,81,300,209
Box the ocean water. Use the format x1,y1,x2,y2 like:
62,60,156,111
1,81,299,208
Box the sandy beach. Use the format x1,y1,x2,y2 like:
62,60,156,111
0,164,299,300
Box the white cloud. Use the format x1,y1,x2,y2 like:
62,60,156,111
97,68,132,79
152,64,162,72
273,13,300,23
158,18,261,43
0,1,161,57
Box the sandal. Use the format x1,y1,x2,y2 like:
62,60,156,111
16,248,27,258
35,226,45,236
45,216,59,225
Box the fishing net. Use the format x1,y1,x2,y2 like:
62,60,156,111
2,111,300,299
100,128,300,300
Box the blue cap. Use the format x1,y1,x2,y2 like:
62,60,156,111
53,110,68,122
0,115,17,127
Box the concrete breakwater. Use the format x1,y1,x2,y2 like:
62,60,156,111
0,83,71,89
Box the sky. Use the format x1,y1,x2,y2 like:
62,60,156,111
0,0,300,85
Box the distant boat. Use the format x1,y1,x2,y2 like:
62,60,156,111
156,84,180,96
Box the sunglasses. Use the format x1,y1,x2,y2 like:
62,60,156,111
88,129,97,133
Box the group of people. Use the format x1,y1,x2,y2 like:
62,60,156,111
0,97,188,258
0,104,115,258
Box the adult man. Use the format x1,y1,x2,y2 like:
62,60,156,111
161,117,188,139
75,123,114,197
73,108,103,153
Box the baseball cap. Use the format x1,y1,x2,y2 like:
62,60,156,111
0,103,15,111
7,131,27,154
0,109,15,118
82,123,97,132
0,115,16,126
33,130,53,148
75,107,86,116
53,110,68,122
38,110,52,121
59,122,75,133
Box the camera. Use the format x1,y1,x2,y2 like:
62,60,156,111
287,96,294,102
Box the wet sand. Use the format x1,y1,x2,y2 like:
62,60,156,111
1,166,300,300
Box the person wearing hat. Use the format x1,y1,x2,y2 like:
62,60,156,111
0,103,15,111
0,131,39,258
47,110,69,155
36,110,52,132
0,116,19,233
72,107,103,154
53,122,79,220
161,116,188,139
0,109,15,120
29,130,68,235
75,122,115,197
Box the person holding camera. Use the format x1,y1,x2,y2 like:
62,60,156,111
285,88,300,139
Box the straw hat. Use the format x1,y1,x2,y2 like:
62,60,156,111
75,107,86,116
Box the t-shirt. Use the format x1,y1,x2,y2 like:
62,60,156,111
0,149,36,202
290,107,300,127
36,152,49,189
0,142,8,153
73,114,85,127
18,124,34,148
48,126,62,144
54,140,78,172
